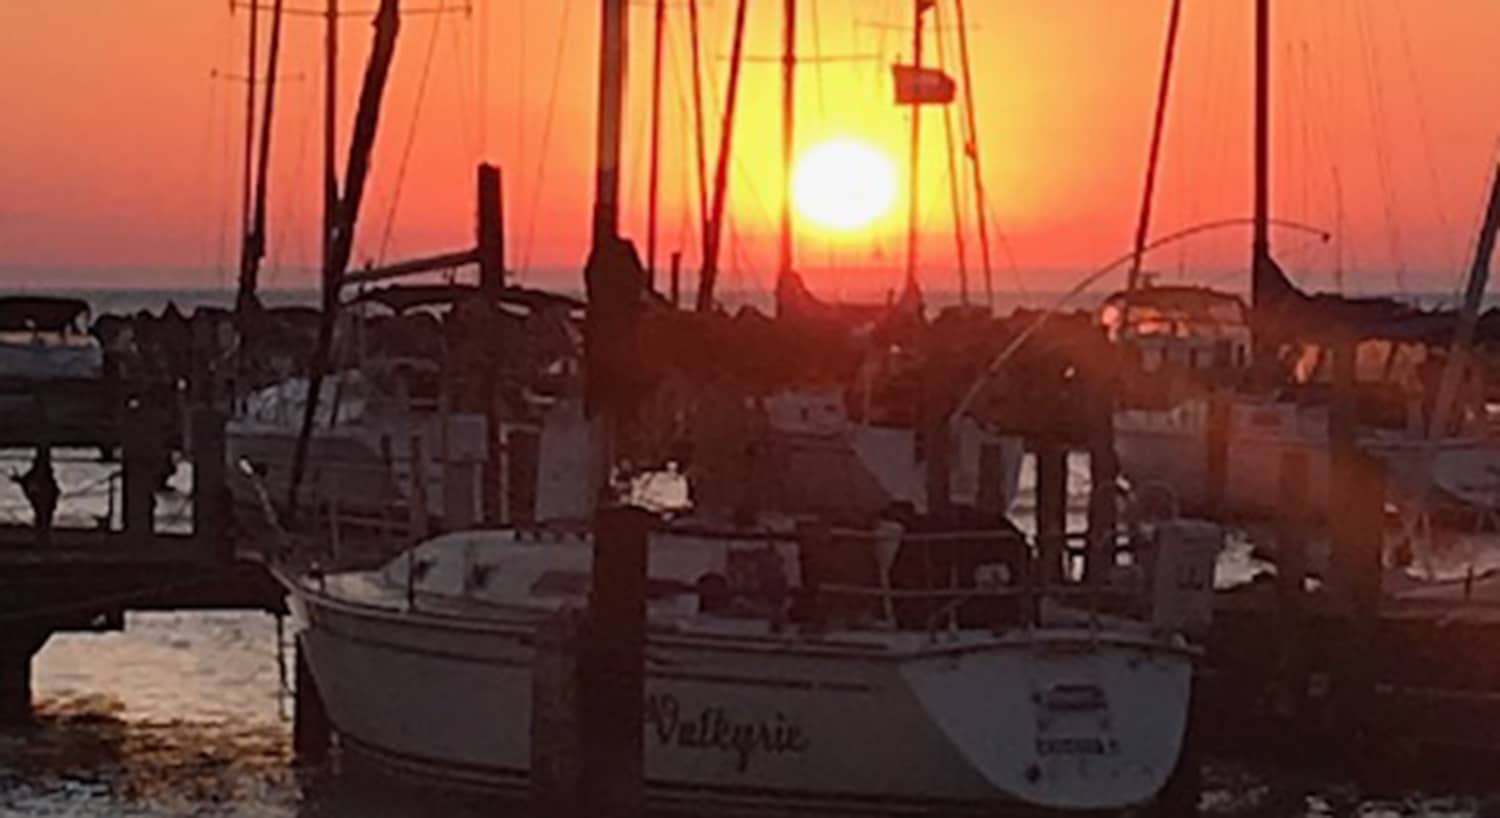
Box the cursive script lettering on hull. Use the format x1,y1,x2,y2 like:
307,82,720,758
645,693,810,773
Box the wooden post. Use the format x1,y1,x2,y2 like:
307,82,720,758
1086,389,1119,586
531,608,585,818
580,506,651,818
922,371,952,521
1328,333,1359,599
443,458,479,531
1034,440,1067,587
1204,389,1231,515
0,630,47,725
1336,451,1384,750
122,403,158,545
408,434,429,541
977,442,1007,516
191,407,230,560
477,163,506,298
1274,450,1309,720
292,640,331,764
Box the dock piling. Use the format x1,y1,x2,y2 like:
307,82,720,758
0,630,48,725
408,434,429,540
1204,390,1230,516
122,403,159,544
292,640,331,764
191,407,229,560
1033,440,1067,586
1086,387,1118,585
531,608,584,818
1274,450,1309,721
580,506,651,818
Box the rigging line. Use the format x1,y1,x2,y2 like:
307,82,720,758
953,216,1331,420
686,0,710,269
272,74,316,278
446,8,478,160
667,12,701,266
215,18,240,284
376,0,447,265
197,63,222,275
520,0,577,276
478,0,488,157
1301,33,1336,287
1297,40,1312,257
986,199,1028,297
1352,0,1407,293
1313,0,1348,289
1390,0,1457,274
516,0,526,201
933,3,966,305
808,0,828,120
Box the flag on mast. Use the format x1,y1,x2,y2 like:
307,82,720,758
892,64,956,105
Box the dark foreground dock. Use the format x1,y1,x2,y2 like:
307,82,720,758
0,405,283,724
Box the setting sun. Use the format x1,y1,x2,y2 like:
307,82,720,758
792,138,898,233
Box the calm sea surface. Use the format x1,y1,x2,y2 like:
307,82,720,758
1,288,1498,816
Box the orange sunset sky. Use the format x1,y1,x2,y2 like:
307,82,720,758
2,1,1499,301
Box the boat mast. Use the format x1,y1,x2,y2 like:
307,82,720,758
1428,165,1500,438
593,0,628,245
324,0,338,288
687,0,710,276
1251,0,1271,308
778,0,796,307
236,0,260,311
1125,0,1182,293
952,0,992,311
904,0,925,295
287,0,403,516
647,0,666,285
696,0,751,312
934,4,967,307
239,0,287,315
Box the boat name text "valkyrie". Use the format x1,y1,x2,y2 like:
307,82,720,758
645,694,809,772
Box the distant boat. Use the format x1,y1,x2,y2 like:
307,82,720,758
1107,0,1500,552
0,296,103,382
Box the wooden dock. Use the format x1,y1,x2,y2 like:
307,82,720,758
0,406,281,724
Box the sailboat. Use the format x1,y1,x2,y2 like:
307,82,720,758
278,1,1210,813
1107,0,1500,552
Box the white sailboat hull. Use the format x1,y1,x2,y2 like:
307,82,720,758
291,589,1192,814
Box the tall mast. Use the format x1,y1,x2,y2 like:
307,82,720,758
240,0,287,313
934,5,967,307
952,0,993,311
289,0,402,516
324,0,338,283
1429,165,1500,439
1126,0,1182,292
593,0,628,245
778,0,796,300
697,0,751,312
687,0,710,272
647,0,667,285
904,0,925,294
1251,0,1270,305
237,0,259,305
